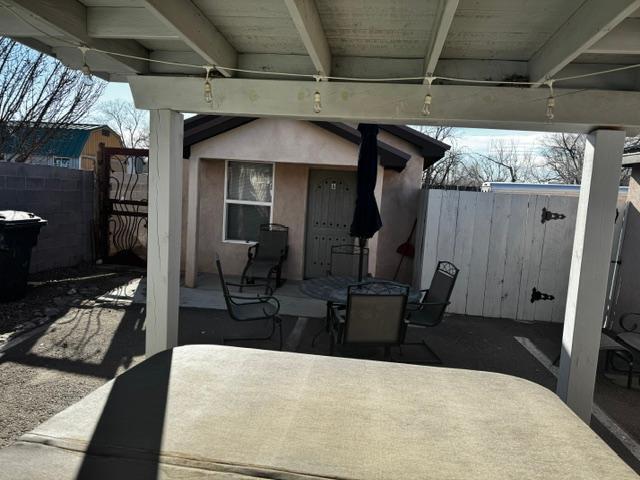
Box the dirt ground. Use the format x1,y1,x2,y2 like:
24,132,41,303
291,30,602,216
0,266,145,447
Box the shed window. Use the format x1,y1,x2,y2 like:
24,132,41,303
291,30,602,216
53,157,71,168
224,161,273,242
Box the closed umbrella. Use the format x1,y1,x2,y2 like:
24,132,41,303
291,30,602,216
350,124,383,281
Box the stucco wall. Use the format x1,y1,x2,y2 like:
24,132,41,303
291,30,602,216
183,119,423,284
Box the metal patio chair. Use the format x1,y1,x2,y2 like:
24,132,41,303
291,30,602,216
328,244,369,278
402,261,459,364
329,281,409,359
241,223,289,294
216,256,283,350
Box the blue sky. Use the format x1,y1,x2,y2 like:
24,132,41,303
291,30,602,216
101,82,547,158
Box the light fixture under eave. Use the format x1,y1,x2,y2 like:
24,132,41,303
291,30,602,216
313,74,323,113
422,76,435,116
79,47,93,87
544,80,555,121
203,66,213,104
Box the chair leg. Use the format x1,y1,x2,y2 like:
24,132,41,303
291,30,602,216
277,316,283,351
403,339,443,365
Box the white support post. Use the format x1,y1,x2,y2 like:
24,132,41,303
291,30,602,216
557,129,625,422
146,109,183,357
184,157,200,288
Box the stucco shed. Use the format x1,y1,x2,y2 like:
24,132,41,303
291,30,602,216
180,116,449,285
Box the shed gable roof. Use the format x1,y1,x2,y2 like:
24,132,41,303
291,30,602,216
183,116,449,172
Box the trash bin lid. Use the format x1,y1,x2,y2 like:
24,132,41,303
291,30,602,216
0,210,47,226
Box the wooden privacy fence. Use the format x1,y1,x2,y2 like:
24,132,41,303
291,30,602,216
414,188,624,323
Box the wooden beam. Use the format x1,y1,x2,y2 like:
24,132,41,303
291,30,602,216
4,0,148,74
142,0,236,77
423,0,458,80
128,75,640,134
146,109,184,357
557,129,625,423
587,18,640,55
528,0,640,84
283,0,331,76
88,7,178,40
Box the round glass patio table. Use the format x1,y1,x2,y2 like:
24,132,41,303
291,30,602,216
300,276,423,305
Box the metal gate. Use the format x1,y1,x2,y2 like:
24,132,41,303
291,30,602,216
304,169,357,278
97,146,149,265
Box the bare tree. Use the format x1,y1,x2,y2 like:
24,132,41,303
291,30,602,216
0,37,105,162
538,132,631,185
92,99,149,149
415,126,469,187
465,139,537,185
538,133,584,184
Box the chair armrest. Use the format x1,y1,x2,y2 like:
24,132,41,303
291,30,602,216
620,312,640,332
247,243,258,259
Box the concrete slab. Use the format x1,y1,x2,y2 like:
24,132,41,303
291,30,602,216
130,274,327,318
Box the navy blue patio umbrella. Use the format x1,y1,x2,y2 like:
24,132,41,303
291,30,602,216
350,124,383,281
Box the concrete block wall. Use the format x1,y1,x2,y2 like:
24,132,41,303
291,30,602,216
0,162,94,272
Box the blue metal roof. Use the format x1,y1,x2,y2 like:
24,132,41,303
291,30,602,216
2,123,107,158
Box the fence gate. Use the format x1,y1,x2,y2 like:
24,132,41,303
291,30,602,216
416,188,625,323
97,146,149,265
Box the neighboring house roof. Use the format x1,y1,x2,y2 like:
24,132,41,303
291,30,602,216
183,116,449,172
1,123,116,158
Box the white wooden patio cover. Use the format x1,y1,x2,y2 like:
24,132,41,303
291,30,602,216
0,345,636,479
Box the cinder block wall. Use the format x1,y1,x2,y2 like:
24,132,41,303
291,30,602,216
0,162,94,272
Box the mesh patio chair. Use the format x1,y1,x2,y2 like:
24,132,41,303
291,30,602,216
216,256,283,350
329,281,409,358
241,223,289,294
403,261,459,364
550,313,638,389
328,244,369,278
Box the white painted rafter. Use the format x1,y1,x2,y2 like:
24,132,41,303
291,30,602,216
3,0,148,74
142,0,237,77
283,0,331,76
528,0,640,84
88,7,178,40
423,0,458,81
128,75,640,134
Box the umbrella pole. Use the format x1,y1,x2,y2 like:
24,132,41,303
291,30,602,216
358,237,366,282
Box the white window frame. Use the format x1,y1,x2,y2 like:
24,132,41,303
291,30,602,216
223,160,275,243
53,156,72,168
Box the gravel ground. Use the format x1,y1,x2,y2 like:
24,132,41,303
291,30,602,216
0,264,140,336
0,268,145,448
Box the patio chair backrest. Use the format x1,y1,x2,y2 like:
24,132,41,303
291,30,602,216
329,244,369,277
413,261,459,327
344,282,408,345
256,223,288,260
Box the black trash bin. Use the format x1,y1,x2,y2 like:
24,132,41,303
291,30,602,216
0,211,47,301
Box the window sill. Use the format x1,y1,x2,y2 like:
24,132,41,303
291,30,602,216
222,240,257,245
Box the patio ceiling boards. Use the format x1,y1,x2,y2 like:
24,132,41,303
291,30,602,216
5,0,640,424
0,0,639,131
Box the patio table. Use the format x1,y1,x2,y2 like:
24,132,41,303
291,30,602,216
0,345,635,479
300,275,422,304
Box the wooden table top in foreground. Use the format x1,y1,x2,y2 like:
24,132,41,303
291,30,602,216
0,344,636,479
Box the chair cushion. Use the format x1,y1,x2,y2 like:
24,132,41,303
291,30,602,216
600,334,629,352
